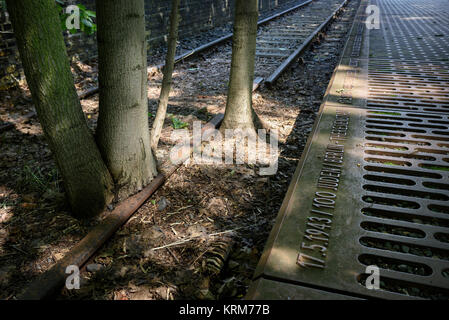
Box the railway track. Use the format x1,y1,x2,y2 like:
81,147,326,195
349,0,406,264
254,0,349,86
169,0,314,66
4,0,354,133
170,0,351,90
78,0,350,99
13,0,361,299
248,0,449,300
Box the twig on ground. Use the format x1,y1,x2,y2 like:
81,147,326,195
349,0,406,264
165,205,194,216
189,248,209,266
9,244,29,255
151,225,253,251
165,245,180,263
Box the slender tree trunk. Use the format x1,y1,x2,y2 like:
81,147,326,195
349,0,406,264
96,0,157,200
151,0,180,153
220,0,263,131
6,0,114,218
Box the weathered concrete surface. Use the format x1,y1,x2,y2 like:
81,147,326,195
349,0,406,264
246,278,362,299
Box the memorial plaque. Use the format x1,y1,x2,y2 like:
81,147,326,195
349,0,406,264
250,0,449,300
252,105,449,299
246,278,362,300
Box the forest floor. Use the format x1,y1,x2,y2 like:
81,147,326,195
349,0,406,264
0,1,359,300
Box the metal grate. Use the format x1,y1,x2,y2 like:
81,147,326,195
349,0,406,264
249,106,449,300
359,109,449,299
369,0,449,61
367,60,449,114
248,0,449,300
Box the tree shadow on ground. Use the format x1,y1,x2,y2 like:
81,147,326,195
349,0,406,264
0,122,108,299
55,160,280,300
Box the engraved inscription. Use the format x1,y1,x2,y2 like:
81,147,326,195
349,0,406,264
339,58,359,105
297,110,350,269
338,12,365,105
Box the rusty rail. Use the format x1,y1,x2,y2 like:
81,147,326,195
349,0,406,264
17,113,224,300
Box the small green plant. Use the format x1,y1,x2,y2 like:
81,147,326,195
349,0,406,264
383,161,400,166
370,111,401,116
1,197,14,209
19,163,60,194
171,116,189,129
56,1,97,35
421,164,449,172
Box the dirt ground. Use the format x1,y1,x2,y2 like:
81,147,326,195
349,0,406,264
0,1,359,300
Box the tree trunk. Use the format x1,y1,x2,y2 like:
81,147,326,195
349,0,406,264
96,0,157,200
150,0,180,153
220,0,262,131
6,0,114,218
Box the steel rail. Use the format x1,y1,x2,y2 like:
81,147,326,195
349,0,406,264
17,113,224,300
77,0,314,100
170,0,314,67
264,0,349,86
15,0,355,300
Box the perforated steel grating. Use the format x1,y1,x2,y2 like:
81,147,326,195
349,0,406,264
360,109,449,299
249,0,449,300
348,0,449,297
369,0,449,61
250,105,449,300
367,60,449,114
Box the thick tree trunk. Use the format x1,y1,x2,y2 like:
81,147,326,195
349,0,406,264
96,0,157,200
151,0,180,153
220,0,262,131
6,0,114,218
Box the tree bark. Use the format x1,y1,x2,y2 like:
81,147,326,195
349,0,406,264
96,0,157,200
150,0,180,153
220,0,263,131
6,0,114,218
